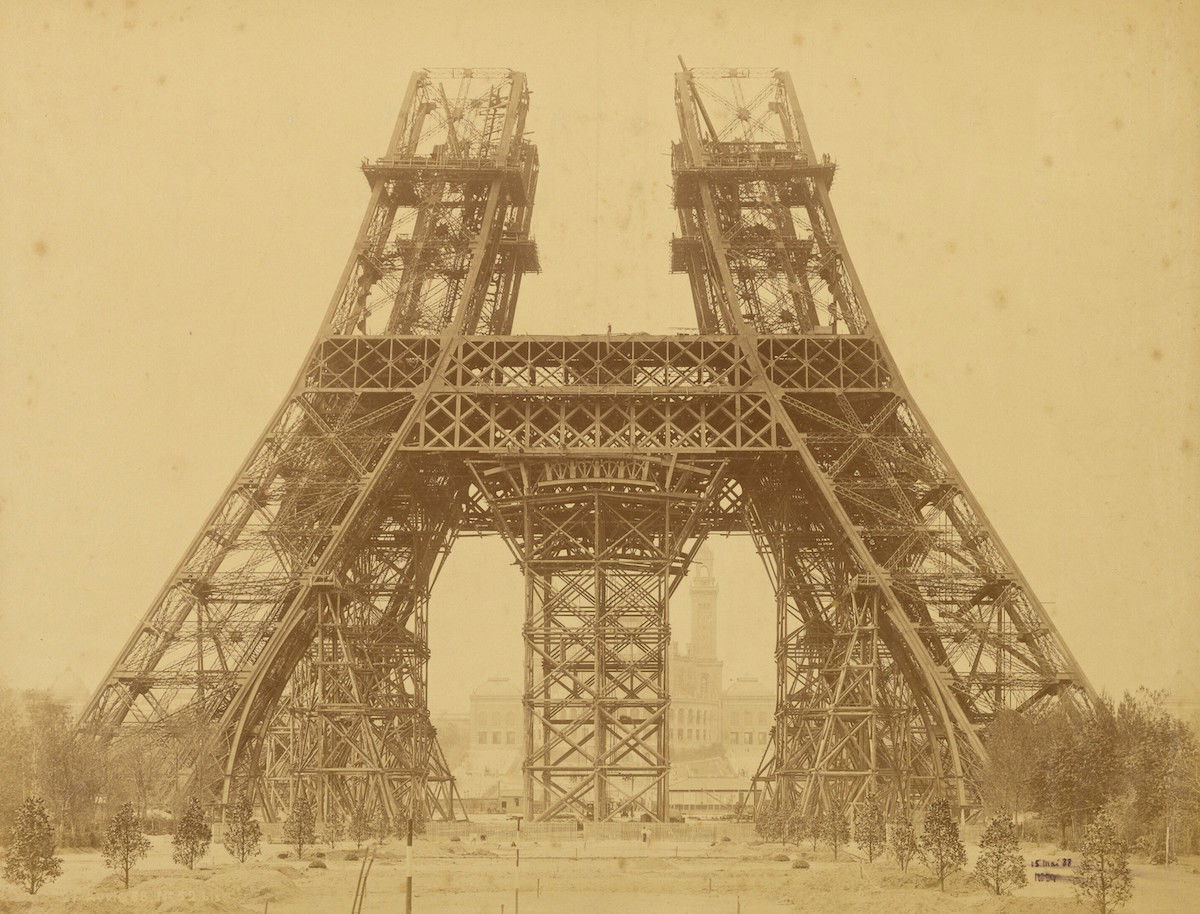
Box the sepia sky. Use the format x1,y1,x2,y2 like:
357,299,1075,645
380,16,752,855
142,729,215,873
1,0,1198,715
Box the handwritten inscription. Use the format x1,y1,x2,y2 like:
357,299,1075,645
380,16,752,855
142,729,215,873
1029,857,1072,868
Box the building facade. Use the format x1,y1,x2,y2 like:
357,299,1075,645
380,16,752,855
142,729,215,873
465,676,522,774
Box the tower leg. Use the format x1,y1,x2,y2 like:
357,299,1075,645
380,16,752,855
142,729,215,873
743,461,957,820
246,462,466,829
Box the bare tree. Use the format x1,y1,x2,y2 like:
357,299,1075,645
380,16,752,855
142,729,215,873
980,710,1040,832
0,685,33,842
25,693,105,844
108,735,160,821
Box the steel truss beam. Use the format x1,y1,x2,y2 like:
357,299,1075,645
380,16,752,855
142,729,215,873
79,66,1094,831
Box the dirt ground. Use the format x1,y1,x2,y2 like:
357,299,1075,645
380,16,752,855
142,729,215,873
2,832,1199,913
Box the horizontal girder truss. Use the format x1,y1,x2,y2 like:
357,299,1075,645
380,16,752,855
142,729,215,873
306,334,889,394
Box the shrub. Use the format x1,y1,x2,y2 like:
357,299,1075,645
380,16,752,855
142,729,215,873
3,797,63,895
918,798,966,891
171,798,211,870
102,802,150,889
975,812,1026,895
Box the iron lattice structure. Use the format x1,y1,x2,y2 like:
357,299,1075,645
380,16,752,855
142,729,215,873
80,66,1094,826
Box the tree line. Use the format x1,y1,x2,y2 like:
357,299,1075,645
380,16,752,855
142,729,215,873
0,686,167,846
0,683,395,896
755,792,1133,911
980,688,1200,858
2,784,374,896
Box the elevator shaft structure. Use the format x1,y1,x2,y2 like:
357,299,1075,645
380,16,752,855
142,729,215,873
80,66,1094,826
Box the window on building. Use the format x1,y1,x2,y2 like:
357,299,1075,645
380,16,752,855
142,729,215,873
730,731,739,744
478,732,487,744
758,731,767,744
506,731,515,744
745,731,753,744
492,731,501,744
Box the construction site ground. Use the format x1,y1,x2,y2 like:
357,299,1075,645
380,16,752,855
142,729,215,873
2,831,1198,913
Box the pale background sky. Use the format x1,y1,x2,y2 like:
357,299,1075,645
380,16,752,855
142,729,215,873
2,0,1197,715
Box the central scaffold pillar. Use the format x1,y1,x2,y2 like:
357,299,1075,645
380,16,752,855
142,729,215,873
474,457,725,821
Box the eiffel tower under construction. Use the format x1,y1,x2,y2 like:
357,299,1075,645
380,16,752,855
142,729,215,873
79,66,1095,827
